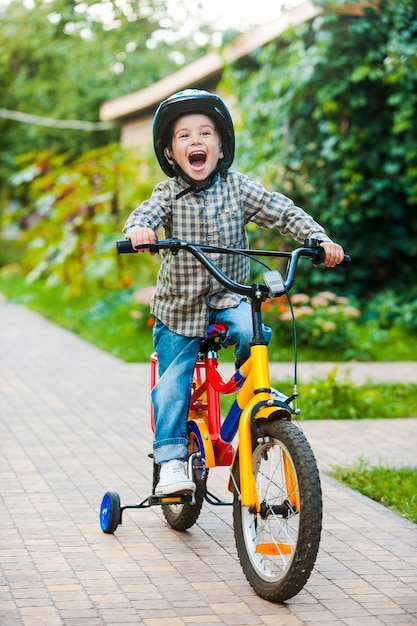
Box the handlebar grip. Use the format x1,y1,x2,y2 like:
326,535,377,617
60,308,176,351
117,239,136,253
339,255,351,269
312,245,351,269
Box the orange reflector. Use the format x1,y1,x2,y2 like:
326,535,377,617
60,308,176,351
255,543,294,555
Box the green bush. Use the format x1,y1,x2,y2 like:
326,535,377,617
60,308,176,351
227,0,417,298
363,288,417,333
271,366,417,419
2,145,160,295
287,366,417,419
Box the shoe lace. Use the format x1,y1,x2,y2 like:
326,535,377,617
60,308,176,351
168,461,187,479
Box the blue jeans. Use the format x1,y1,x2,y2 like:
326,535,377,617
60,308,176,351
151,300,272,464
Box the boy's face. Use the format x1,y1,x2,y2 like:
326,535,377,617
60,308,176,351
166,113,224,184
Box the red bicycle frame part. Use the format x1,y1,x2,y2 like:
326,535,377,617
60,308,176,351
150,353,235,467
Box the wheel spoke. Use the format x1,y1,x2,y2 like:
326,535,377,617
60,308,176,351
233,420,322,602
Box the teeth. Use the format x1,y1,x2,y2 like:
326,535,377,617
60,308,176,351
189,151,206,164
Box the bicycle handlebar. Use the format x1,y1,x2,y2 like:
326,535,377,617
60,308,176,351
116,238,350,297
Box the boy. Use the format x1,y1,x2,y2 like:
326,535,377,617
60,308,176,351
124,89,344,495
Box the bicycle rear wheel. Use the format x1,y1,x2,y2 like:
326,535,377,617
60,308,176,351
233,419,322,603
154,452,207,531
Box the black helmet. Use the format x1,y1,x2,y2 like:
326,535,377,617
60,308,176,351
153,89,235,177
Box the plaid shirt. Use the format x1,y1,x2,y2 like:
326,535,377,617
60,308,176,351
124,170,332,337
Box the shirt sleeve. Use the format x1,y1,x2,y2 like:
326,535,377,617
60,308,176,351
239,173,332,244
123,180,172,235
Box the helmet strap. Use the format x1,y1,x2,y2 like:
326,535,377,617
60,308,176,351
175,176,218,200
169,158,221,200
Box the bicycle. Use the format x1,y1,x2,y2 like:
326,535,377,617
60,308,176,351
99,238,350,602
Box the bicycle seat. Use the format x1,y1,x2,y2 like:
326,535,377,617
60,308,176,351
199,323,227,354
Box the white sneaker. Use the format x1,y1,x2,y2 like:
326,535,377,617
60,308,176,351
155,460,196,496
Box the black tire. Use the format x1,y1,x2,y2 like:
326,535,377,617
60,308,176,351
233,419,322,603
161,477,206,531
100,491,121,534
153,447,207,532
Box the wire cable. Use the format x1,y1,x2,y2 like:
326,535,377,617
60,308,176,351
0,107,114,131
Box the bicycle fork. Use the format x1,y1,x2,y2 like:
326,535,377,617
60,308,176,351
231,302,294,510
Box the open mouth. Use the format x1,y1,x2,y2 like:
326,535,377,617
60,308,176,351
189,151,207,170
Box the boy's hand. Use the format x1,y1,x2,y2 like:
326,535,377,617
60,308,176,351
320,242,345,268
126,228,157,254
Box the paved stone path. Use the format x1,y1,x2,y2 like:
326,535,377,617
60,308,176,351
1,301,416,626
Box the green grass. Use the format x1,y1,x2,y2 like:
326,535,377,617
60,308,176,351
219,377,417,420
218,369,417,420
270,372,417,419
332,459,417,524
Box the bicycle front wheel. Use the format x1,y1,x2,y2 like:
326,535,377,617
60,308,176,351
233,419,322,603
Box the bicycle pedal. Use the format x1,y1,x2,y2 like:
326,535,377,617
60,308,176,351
148,493,194,506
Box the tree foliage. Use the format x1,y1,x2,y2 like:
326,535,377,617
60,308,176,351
2,0,417,309
0,0,215,188
3,145,160,293
228,0,417,297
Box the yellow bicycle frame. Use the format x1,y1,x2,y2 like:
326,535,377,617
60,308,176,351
229,344,294,509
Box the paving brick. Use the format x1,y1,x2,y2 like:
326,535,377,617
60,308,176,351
1,301,417,626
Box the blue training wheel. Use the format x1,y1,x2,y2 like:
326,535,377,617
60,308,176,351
100,491,121,534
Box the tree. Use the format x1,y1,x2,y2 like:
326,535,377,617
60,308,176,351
228,0,417,298
3,144,161,293
0,0,216,192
